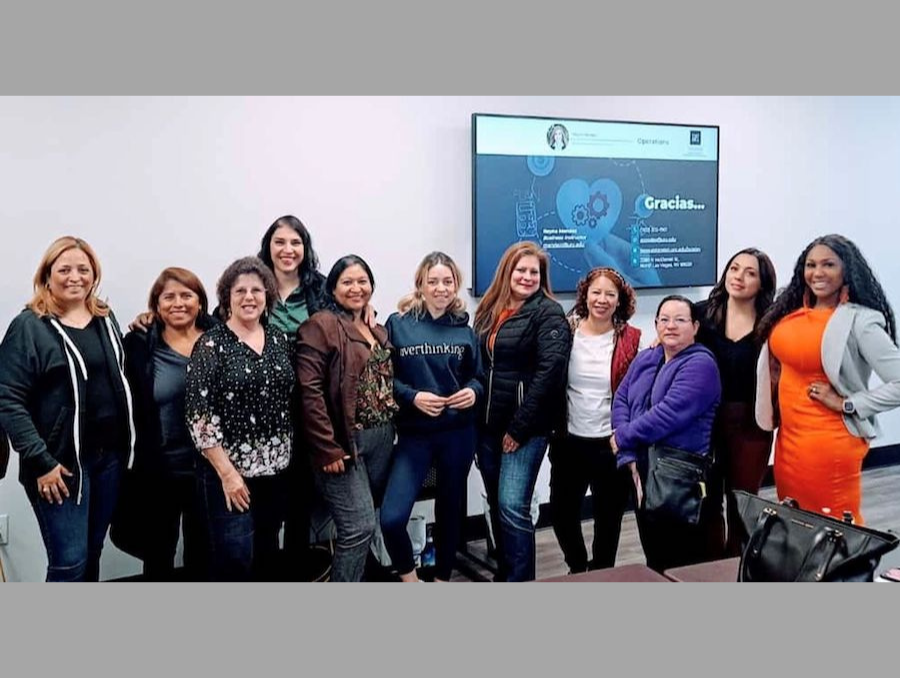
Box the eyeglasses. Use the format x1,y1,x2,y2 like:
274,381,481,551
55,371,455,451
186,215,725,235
655,316,693,326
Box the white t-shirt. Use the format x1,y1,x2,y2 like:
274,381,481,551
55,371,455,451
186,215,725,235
566,327,615,437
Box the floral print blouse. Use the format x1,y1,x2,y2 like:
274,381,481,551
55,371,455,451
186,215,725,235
354,343,399,430
185,322,295,477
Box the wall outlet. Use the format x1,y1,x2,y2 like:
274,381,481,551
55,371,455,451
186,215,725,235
0,514,8,545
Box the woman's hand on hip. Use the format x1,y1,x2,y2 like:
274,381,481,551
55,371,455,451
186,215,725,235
37,464,72,505
807,381,843,413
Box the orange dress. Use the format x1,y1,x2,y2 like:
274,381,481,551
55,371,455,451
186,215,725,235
769,307,868,523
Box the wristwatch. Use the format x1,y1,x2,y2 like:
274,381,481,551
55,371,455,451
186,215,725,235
842,399,856,415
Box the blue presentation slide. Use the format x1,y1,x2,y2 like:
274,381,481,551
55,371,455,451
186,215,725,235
472,116,719,295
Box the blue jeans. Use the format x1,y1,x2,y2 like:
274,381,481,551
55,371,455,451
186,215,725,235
26,449,124,582
380,426,476,580
198,462,288,582
476,433,548,582
315,424,394,582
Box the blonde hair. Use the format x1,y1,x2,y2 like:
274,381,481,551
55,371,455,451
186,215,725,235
474,241,553,335
28,236,109,318
397,251,467,318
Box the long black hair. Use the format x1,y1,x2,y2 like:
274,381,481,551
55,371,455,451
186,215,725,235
324,255,375,314
705,247,777,329
258,215,322,293
757,234,896,344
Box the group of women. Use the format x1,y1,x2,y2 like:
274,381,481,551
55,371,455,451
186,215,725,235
2,224,899,582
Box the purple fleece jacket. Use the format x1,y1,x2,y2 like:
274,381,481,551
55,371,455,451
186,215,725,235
611,344,721,467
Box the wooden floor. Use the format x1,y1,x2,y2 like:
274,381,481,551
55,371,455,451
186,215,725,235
450,465,900,581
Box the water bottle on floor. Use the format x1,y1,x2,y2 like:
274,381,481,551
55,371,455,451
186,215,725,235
421,524,436,568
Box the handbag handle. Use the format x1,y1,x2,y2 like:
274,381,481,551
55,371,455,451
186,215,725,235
739,508,777,582
795,527,843,582
740,507,845,582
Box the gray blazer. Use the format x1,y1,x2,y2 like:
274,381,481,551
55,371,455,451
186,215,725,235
756,303,900,439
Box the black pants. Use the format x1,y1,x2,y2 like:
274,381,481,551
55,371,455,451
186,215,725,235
635,455,721,573
142,469,205,581
549,434,633,572
282,448,314,580
715,402,773,557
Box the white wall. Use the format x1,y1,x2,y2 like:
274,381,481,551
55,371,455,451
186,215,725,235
2,96,899,581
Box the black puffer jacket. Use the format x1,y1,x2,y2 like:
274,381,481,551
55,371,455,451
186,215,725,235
480,291,571,441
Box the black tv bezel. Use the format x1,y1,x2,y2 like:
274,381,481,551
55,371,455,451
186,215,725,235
470,112,721,297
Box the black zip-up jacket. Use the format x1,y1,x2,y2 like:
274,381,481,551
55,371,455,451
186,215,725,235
0,309,135,492
122,314,217,473
480,291,571,441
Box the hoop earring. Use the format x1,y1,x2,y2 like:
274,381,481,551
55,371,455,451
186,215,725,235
839,284,850,305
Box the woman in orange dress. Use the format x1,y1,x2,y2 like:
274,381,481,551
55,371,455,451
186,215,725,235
756,235,900,524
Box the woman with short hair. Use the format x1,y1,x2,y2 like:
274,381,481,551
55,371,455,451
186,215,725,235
185,256,295,581
611,295,721,573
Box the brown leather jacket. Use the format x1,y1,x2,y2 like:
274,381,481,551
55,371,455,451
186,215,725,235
296,310,390,469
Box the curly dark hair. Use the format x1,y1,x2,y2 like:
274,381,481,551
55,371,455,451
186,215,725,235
215,256,278,321
571,267,636,326
705,248,777,330
757,234,896,344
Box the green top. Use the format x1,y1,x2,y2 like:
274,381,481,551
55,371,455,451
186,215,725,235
269,286,309,335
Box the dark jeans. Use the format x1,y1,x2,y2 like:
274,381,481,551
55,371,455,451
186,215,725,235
142,469,205,581
198,461,288,582
715,402,774,556
476,432,548,582
315,424,394,582
26,448,124,582
549,434,633,572
381,426,476,581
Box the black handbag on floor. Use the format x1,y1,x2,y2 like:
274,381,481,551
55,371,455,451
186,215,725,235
644,445,713,526
734,491,899,582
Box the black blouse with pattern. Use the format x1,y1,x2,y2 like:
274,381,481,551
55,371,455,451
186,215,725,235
185,322,294,477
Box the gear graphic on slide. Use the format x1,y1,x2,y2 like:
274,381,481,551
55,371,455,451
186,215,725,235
588,191,610,218
588,216,598,229
571,204,589,227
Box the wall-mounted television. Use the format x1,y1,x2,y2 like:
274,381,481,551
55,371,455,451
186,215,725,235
472,113,720,295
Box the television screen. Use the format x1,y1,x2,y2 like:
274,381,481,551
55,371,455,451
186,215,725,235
472,113,720,295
